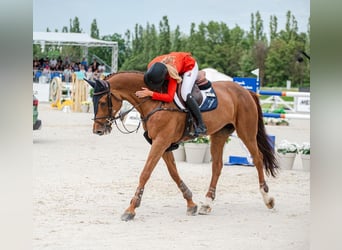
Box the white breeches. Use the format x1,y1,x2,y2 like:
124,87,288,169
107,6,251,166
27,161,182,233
180,62,198,100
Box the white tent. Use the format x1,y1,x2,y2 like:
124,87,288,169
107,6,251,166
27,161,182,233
202,68,233,81
33,32,118,72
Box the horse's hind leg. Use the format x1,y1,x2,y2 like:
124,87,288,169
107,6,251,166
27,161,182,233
237,131,275,209
199,130,229,215
162,151,198,216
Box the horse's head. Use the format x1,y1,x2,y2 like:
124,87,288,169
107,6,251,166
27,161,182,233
85,78,123,135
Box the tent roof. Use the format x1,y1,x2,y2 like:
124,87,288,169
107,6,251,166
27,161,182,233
33,32,117,47
202,68,233,81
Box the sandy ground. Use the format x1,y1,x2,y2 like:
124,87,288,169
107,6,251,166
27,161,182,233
33,103,310,250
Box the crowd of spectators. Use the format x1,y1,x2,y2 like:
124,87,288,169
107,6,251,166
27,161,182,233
33,56,107,83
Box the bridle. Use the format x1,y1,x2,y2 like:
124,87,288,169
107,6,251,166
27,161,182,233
92,88,146,134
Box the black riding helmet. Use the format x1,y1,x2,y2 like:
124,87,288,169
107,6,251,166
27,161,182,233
143,62,168,89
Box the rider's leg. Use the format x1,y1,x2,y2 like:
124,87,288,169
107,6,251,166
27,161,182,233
181,63,207,136
185,94,207,136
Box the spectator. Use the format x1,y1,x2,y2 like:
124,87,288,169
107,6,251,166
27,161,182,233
42,65,51,83
42,57,49,69
57,56,63,65
33,57,40,70
98,63,106,73
91,58,99,73
85,67,93,81
92,68,100,79
55,61,63,71
79,64,86,77
63,56,71,67
72,62,80,72
39,57,45,69
63,65,73,83
80,57,88,70
49,57,57,70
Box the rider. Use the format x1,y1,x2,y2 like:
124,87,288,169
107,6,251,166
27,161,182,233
135,51,207,136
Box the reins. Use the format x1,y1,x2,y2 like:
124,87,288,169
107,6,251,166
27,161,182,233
93,87,186,134
141,103,186,122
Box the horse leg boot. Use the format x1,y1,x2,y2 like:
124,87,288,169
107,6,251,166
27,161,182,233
186,94,207,136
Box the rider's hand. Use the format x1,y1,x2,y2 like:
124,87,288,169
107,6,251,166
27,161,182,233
135,87,153,98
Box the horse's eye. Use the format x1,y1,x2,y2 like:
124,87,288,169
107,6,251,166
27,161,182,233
99,102,106,107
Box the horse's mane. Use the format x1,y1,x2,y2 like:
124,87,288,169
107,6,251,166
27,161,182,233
103,70,145,81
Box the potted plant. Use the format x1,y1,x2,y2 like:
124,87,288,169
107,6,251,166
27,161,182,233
184,136,210,164
81,101,91,113
299,142,310,171
173,142,186,162
276,140,299,170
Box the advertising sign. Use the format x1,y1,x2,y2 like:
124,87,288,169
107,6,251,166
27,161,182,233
233,77,259,92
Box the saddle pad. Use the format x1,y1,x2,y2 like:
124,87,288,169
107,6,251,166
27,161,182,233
174,87,218,112
199,87,218,112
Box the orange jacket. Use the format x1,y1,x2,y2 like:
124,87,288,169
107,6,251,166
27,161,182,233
148,52,196,102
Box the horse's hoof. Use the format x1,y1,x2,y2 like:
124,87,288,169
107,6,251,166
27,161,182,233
186,205,198,216
198,205,212,215
266,197,275,209
121,211,135,221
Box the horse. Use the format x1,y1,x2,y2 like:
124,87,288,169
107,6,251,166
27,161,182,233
84,71,279,221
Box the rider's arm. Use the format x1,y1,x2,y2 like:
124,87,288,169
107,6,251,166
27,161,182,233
151,78,177,103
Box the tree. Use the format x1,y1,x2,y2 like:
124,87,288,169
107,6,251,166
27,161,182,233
90,19,99,39
158,16,171,54
171,25,183,51
69,17,82,33
66,17,82,61
269,15,278,41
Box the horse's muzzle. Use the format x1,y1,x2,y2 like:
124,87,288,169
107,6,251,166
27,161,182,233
93,124,112,136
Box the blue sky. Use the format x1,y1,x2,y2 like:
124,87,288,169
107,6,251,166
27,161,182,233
33,0,310,36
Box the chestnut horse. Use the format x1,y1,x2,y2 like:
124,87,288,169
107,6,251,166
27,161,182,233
85,71,278,221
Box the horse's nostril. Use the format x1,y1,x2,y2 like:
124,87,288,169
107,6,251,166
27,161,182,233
95,130,103,135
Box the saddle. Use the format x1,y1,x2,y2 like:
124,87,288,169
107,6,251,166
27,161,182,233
175,70,217,112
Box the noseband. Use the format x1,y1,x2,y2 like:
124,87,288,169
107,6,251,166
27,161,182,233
92,88,143,134
92,88,120,122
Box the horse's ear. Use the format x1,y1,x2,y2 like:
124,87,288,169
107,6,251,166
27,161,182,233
84,78,95,88
95,79,109,89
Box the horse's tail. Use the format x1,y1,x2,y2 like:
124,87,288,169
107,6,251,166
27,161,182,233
250,91,279,177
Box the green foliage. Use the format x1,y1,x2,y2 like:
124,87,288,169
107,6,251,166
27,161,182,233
185,136,210,144
35,12,310,87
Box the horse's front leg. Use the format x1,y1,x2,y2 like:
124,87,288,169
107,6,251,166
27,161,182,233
199,133,227,215
162,151,198,216
121,144,165,221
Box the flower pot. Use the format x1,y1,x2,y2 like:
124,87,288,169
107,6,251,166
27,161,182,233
301,154,310,171
203,144,211,163
277,152,296,170
184,143,208,164
81,104,89,113
173,144,186,162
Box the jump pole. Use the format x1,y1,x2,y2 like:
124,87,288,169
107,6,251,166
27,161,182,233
258,90,310,97
263,112,310,119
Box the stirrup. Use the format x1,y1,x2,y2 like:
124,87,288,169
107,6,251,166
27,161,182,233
191,125,207,137
195,128,207,136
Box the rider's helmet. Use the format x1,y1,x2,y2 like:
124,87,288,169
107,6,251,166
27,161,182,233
143,62,168,89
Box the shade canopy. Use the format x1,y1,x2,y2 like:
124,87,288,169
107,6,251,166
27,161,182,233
33,32,118,72
202,68,233,81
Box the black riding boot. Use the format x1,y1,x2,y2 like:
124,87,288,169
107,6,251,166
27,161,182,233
186,94,207,136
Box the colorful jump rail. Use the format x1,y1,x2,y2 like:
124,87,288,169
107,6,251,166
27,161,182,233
262,112,310,119
258,90,310,97
258,90,310,119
